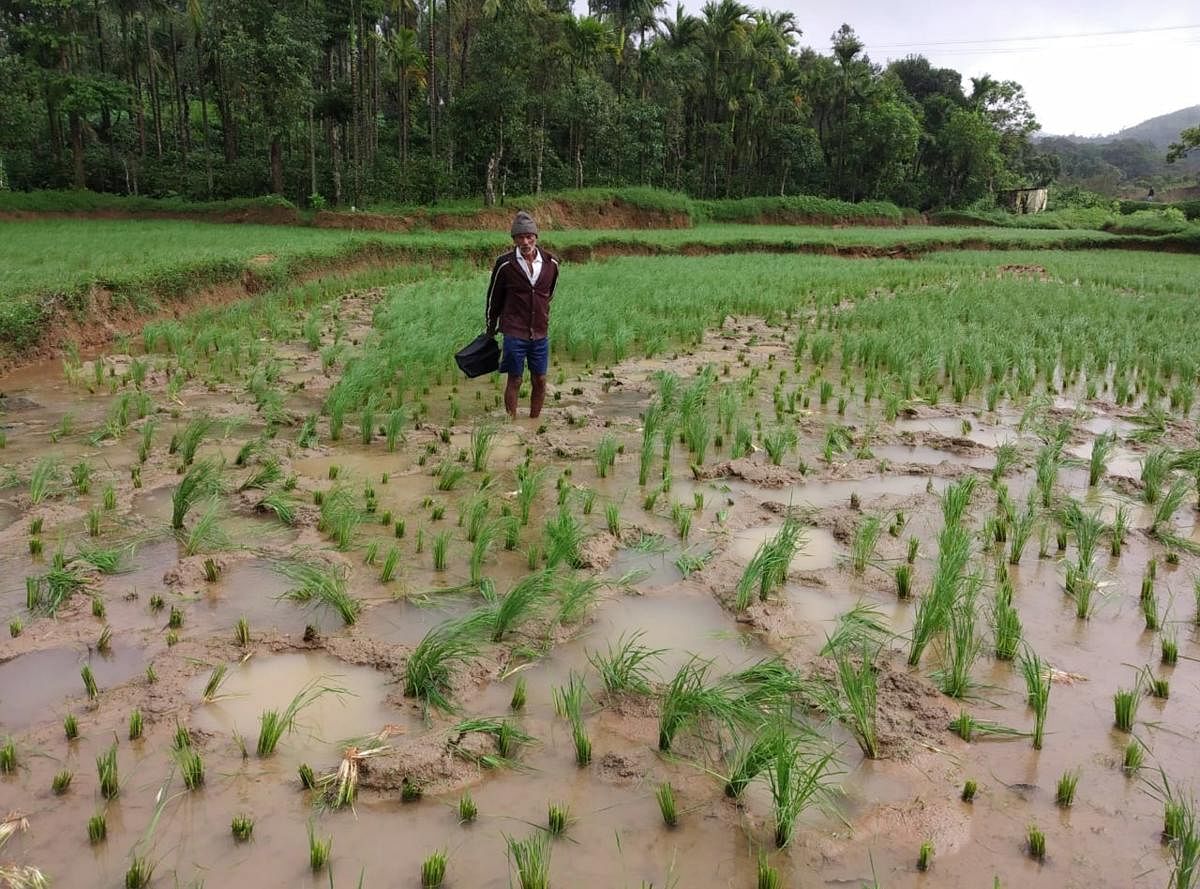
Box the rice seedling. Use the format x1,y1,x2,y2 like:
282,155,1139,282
593,433,619,478
1056,769,1079,807
543,506,585,569
907,524,972,667
233,615,250,647
28,457,59,504
767,731,839,848
917,841,934,871
231,814,254,842
404,609,495,711
1141,449,1172,504
202,664,229,703
86,505,102,537
175,415,214,466
658,657,751,752
675,548,713,577
64,714,78,740
87,812,106,843
654,781,679,827
279,560,360,625
762,427,797,466
510,676,528,712
308,822,332,871
128,709,143,740
124,856,154,888
507,832,551,889
1163,634,1179,666
168,605,184,628
257,678,347,757
1089,433,1116,486
735,516,805,609
831,642,880,759
907,536,919,564
588,631,664,695
515,463,549,526
436,460,466,491
431,530,451,570
1007,499,1038,565
962,779,977,802
1113,682,1141,732
8,618,20,638
97,743,119,799
0,741,13,774
52,768,72,795
1020,648,1051,749
547,802,571,835
81,664,98,699
181,497,230,555
298,762,316,789
1149,672,1170,699
102,485,116,510
1143,591,1161,631
849,515,883,574
458,790,478,823
237,456,283,492
70,459,92,495
420,850,448,888
29,536,42,557
1123,739,1145,773
177,746,205,790
171,459,223,529
491,569,554,642
1027,824,1047,861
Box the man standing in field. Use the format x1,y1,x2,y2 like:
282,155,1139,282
485,211,560,419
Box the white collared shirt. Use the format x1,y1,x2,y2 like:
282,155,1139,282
515,247,542,285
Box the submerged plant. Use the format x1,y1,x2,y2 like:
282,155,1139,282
507,832,551,889
257,678,347,757
421,849,448,888
404,610,495,711
587,631,664,695
279,561,360,625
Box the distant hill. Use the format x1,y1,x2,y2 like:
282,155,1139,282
1049,105,1200,147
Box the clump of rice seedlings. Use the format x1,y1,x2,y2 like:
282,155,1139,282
917,841,934,871
768,732,839,848
947,709,1027,742
128,709,143,740
234,615,250,647
8,618,21,638
404,610,495,711
1110,504,1130,557
149,594,164,612
1148,670,1170,699
237,456,283,492
181,497,231,556
124,855,154,888
849,515,882,574
490,569,554,641
436,460,467,491
516,463,548,526
76,543,132,575
1088,432,1116,487
174,415,214,466
991,582,1022,661
1162,634,1179,666
28,457,59,504
97,743,119,799
510,676,528,712
1027,824,1047,861
421,849,448,887
102,484,117,511
470,521,504,586
1141,449,1172,503
756,851,782,889
589,631,664,696
907,526,972,667
29,536,43,557
431,530,451,570
279,561,360,625
1056,769,1079,807
171,459,223,529
298,762,316,789
0,740,14,773
1020,648,1051,749
991,441,1020,485
762,427,797,466
257,678,347,757
1113,681,1141,732
595,434,618,478
203,557,220,582
86,505,102,537
1143,591,1161,631
507,832,551,889
458,791,478,823
1034,445,1060,507
178,746,205,790
830,642,880,759
736,516,805,609
937,589,984,699
907,536,919,564
543,506,585,569
656,782,678,827
202,664,229,703
1007,499,1038,565
64,714,78,740
962,779,978,802
547,802,570,835
658,658,749,752
1123,739,1144,773
52,768,73,794
87,812,106,843
723,725,777,799
605,502,620,536
379,545,400,583
308,822,332,871
81,664,98,699
168,605,184,629
675,548,713,577
231,814,254,841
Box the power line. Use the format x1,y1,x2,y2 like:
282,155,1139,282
869,22,1200,50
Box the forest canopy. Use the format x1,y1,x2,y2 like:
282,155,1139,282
0,0,1059,210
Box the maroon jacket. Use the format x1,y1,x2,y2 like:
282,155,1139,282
484,248,560,340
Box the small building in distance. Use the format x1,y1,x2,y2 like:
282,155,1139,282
999,187,1048,214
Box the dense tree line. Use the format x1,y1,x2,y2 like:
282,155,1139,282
0,0,1056,209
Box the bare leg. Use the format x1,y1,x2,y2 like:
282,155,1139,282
530,374,547,419
504,374,521,419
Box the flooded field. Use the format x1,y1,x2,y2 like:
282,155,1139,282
2,251,1200,888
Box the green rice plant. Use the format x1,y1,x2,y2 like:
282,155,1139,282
237,456,283,492
917,841,933,872
421,850,448,887
656,782,678,827
595,433,618,478
97,743,119,799
124,856,154,888
1143,591,1160,631
1113,682,1140,732
831,642,880,759
762,427,797,466
379,545,400,583
907,524,972,667
308,822,332,871
231,814,254,842
0,740,14,773
257,678,347,757
1020,648,1051,749
948,710,1028,742
675,548,713,577
469,423,498,473
767,730,839,848
28,457,59,504
171,459,223,529
849,515,882,574
907,536,919,563
279,561,360,625
52,768,72,794
458,790,478,822
128,708,143,740
177,746,204,790
404,609,495,711
1163,634,1179,666
70,459,92,495
182,497,230,555
81,664,98,700
515,463,548,526
29,536,42,557
8,618,21,638
436,460,466,491
1056,769,1079,807
735,516,804,609
235,437,263,467
571,718,592,766
588,631,664,695
756,851,782,889
87,812,106,844
1141,448,1172,504
76,543,132,575
506,832,551,889
64,714,78,740
297,762,316,789
102,484,116,510
547,802,570,835
991,441,1019,485
491,569,554,641
1007,498,1038,565
1089,432,1116,486
168,604,184,629
470,521,503,586
202,664,229,703
941,476,977,526
175,415,214,466
543,506,585,569
1151,477,1194,544
658,657,752,752
991,590,1023,661
961,779,978,802
510,676,528,712
936,598,982,699
1027,824,1047,861
1123,739,1145,774
233,615,250,647
138,419,157,463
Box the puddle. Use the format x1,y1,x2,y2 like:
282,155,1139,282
736,474,950,509
1066,441,1143,480
731,524,840,571
0,644,147,730
0,499,24,531
190,651,409,762
872,443,994,470
353,596,474,646
893,415,1014,447
608,540,688,586
1083,415,1138,436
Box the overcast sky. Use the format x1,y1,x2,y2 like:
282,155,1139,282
664,1,1200,136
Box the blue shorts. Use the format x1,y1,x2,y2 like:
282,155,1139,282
500,336,549,377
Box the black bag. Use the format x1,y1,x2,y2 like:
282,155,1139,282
455,332,500,378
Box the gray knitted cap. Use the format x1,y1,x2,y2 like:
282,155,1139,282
510,211,538,236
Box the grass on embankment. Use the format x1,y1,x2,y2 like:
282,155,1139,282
1,216,1197,366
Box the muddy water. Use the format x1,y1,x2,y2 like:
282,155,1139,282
3,302,1198,889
